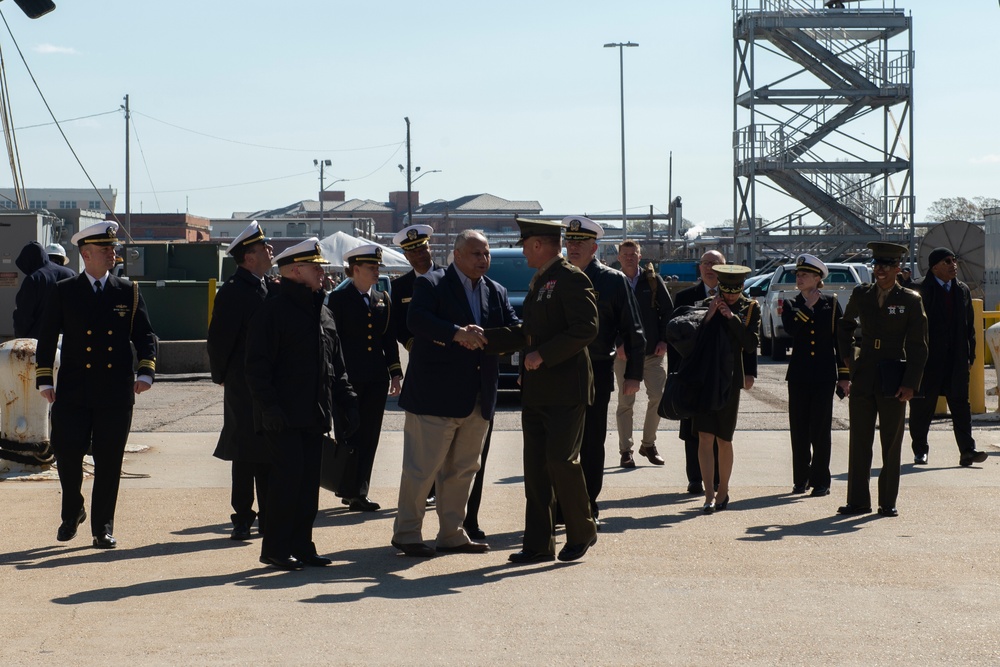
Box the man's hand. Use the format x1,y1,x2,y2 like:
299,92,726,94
744,375,755,390
896,386,915,402
134,380,152,395
454,324,488,350
615,345,626,361
623,379,641,396
40,388,55,404
389,376,402,397
653,341,668,357
261,406,289,432
838,379,851,398
524,351,543,371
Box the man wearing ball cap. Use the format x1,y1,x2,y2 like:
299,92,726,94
35,220,158,549
908,247,987,468
244,238,359,570
837,241,927,518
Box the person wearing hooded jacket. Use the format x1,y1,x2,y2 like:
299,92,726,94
13,241,75,338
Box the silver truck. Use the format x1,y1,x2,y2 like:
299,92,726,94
753,262,869,361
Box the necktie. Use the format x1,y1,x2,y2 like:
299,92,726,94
362,293,371,309
94,280,103,296
708,288,717,298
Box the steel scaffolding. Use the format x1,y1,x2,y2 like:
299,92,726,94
733,0,914,269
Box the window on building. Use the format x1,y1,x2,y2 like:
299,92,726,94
59,200,77,209
29,200,45,209
88,201,103,210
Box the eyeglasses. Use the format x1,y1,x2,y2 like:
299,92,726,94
872,259,900,268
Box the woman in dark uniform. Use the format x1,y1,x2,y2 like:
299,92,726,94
780,254,851,497
693,265,759,514
326,244,403,512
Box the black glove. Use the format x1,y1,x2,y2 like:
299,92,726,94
344,404,361,439
261,406,288,432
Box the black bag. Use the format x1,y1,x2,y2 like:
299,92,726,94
658,372,701,420
877,358,921,398
319,435,351,494
658,316,733,420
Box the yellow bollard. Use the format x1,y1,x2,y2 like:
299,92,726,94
207,278,217,328
971,299,986,414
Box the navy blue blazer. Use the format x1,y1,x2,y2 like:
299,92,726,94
398,263,519,420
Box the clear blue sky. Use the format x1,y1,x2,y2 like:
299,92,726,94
1,1,997,226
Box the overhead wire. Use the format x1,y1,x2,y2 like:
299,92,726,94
0,8,125,236
128,113,160,212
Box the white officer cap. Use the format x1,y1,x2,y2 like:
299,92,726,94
794,254,828,280
71,221,120,247
273,238,328,267
392,224,434,251
228,220,268,256
343,244,384,266
562,216,604,241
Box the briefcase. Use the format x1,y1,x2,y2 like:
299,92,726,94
319,435,351,494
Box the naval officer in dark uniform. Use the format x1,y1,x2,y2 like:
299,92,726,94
779,254,850,497
207,220,276,540
563,216,645,525
837,242,927,518
36,220,157,549
244,238,359,570
484,218,599,563
391,224,440,352
326,244,403,512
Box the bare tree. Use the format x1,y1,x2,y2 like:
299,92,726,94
925,196,1000,222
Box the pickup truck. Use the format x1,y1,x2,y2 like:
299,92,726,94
751,262,869,360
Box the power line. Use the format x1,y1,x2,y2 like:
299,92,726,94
14,109,120,130
131,170,316,195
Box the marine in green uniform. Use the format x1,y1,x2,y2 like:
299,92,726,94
484,218,599,563
837,242,928,518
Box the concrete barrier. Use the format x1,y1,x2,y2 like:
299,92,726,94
157,339,210,374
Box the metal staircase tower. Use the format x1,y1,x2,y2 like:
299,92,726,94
733,0,914,269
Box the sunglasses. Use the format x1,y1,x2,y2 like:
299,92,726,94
872,259,900,268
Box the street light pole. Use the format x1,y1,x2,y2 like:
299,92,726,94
604,41,638,234
404,117,413,228
314,158,331,238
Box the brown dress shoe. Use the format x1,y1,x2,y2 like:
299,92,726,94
620,451,636,468
391,540,436,558
638,445,665,465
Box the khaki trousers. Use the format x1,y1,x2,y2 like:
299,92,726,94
392,403,490,547
614,353,667,452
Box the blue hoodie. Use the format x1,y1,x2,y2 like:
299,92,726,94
13,241,76,338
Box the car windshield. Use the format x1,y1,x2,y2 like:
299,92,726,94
487,253,535,293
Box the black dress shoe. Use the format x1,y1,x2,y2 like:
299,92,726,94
390,540,436,558
425,495,436,507
557,535,597,562
231,523,252,541
702,501,715,515
913,453,928,465
294,553,333,566
464,526,486,540
715,495,730,511
508,549,555,564
594,518,604,532
57,508,86,542
877,507,898,517
687,481,703,495
959,450,988,467
436,541,489,554
259,555,304,570
92,533,117,549
791,484,807,494
348,497,381,512
837,504,872,515
810,487,830,497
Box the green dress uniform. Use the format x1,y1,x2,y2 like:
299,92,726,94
838,281,927,511
486,254,599,556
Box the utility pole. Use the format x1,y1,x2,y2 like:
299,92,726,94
123,94,130,239
404,116,413,228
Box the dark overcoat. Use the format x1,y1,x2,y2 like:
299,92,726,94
207,267,275,462
915,276,975,392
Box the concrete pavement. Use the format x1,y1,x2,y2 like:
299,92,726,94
2,365,999,665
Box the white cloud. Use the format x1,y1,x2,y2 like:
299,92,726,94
971,154,1000,164
33,44,78,55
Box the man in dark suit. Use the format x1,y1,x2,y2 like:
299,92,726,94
837,242,927,518
326,244,403,512
13,240,75,338
391,230,518,557
244,238,359,570
614,240,673,468
207,221,275,540
486,218,599,564
671,250,725,494
908,247,987,467
35,221,157,549
564,216,645,525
